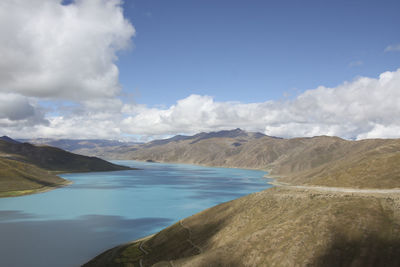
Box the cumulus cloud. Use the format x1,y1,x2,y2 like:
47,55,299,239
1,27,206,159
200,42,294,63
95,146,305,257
385,44,400,52
0,0,134,100
0,100,123,140
3,68,400,140
2,1,398,141
0,2,399,142
121,69,400,140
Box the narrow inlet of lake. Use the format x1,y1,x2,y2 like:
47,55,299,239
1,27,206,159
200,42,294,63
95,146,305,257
0,160,271,267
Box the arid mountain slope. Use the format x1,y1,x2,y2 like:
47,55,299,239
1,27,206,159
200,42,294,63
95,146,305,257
0,137,132,197
90,129,400,188
85,187,400,267
0,138,131,172
0,157,69,197
21,130,399,188
84,130,400,266
282,139,400,188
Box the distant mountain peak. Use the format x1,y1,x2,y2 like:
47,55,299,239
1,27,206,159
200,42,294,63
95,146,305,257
0,136,20,144
142,129,266,148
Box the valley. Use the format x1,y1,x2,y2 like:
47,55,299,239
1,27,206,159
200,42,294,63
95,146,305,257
4,130,400,266
33,129,400,189
79,129,400,266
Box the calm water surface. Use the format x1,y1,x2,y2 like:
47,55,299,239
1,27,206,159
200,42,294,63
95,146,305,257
0,160,270,267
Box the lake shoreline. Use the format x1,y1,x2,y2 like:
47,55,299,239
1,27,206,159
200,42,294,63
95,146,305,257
0,161,270,267
0,162,137,198
0,180,73,198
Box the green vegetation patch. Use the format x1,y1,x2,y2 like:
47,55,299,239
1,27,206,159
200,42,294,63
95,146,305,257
114,242,143,265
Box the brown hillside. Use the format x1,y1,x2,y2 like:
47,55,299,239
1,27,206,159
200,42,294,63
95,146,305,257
84,187,400,267
90,130,400,188
0,140,131,173
84,131,400,266
0,138,133,197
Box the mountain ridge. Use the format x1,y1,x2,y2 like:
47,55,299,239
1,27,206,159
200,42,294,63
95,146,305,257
0,138,133,197
0,135,20,144
18,138,140,152
83,130,399,189
19,129,400,189
72,129,400,266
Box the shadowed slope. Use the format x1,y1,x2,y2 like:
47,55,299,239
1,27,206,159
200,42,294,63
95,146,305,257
0,137,133,197
0,139,131,173
84,187,400,266
84,131,400,266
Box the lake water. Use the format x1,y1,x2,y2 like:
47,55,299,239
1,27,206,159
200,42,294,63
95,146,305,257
0,160,270,267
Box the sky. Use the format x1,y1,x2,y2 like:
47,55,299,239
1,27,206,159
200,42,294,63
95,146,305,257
0,0,400,141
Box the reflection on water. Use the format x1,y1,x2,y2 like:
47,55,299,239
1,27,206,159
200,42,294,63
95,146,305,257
0,213,171,267
0,160,270,267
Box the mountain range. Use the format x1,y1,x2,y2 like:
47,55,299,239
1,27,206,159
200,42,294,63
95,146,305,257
81,129,400,266
18,138,140,154
45,128,399,189
11,130,400,265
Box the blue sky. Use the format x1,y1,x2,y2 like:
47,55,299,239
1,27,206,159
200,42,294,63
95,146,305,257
118,0,400,106
1,0,400,140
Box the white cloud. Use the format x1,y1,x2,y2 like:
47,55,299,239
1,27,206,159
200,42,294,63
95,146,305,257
121,69,400,140
3,68,400,140
0,101,123,140
0,1,399,142
357,124,400,139
0,0,134,100
385,44,400,52
0,2,398,142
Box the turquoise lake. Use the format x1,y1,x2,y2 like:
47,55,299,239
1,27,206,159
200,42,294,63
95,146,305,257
0,160,271,267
